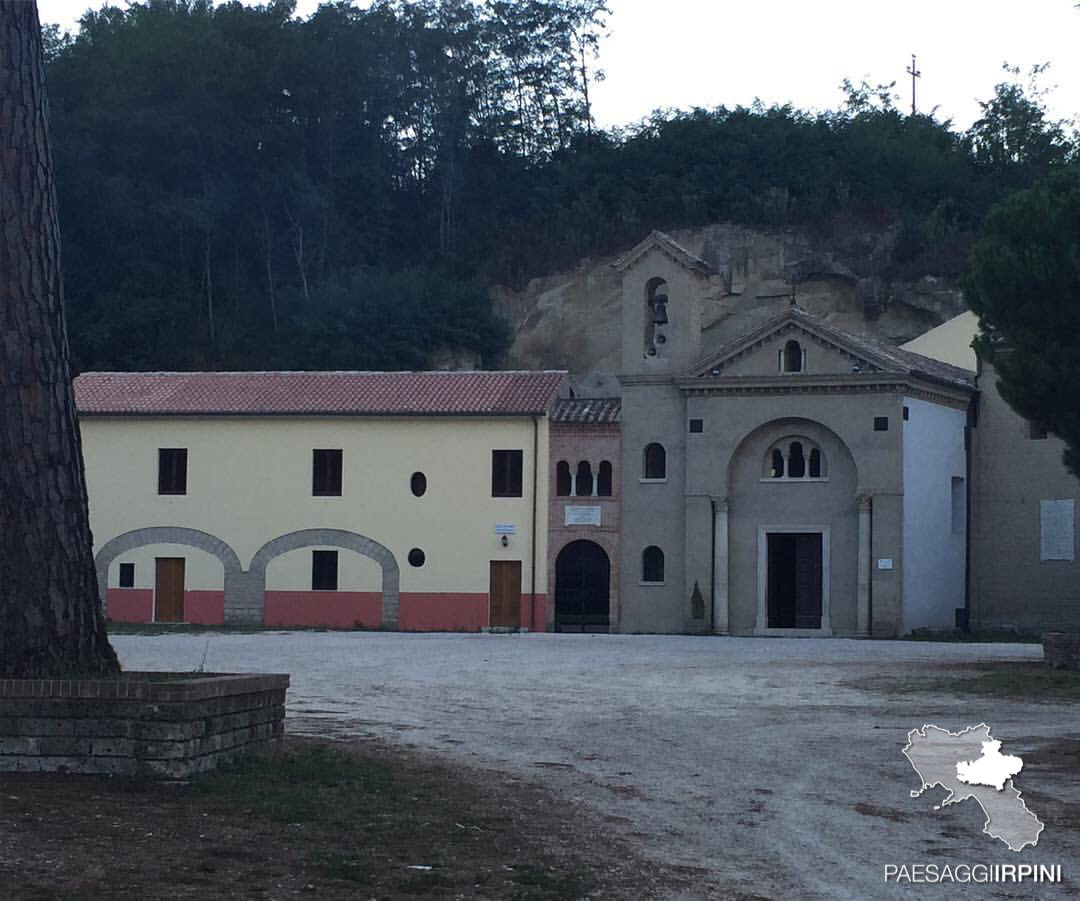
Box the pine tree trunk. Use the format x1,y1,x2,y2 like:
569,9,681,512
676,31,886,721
0,1,119,677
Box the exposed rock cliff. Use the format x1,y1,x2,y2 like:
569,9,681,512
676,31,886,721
492,223,968,385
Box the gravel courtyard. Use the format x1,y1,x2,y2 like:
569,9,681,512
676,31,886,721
113,633,1077,899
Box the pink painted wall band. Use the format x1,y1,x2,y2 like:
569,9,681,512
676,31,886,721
106,588,153,623
264,591,382,629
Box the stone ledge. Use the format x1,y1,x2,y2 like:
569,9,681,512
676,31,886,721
1043,632,1080,670
0,672,288,778
0,691,283,722
0,704,283,740
0,672,288,702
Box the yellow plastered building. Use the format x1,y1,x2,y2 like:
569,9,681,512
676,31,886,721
76,370,564,630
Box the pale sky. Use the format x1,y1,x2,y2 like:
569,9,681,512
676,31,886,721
37,0,1080,131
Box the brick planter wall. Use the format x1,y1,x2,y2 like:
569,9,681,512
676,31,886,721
1043,632,1080,671
0,672,288,778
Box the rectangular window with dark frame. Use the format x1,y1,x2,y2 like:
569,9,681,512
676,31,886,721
118,562,135,588
492,450,523,497
158,448,188,495
311,550,338,591
312,449,343,496
873,417,889,432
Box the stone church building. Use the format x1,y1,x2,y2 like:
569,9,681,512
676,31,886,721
609,232,974,637
546,231,1077,638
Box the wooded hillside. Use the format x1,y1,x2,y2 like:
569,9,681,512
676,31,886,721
44,0,1076,373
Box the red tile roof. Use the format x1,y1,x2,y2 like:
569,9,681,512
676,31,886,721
551,397,621,424
74,371,567,417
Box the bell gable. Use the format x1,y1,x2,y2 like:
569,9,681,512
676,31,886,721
616,231,715,377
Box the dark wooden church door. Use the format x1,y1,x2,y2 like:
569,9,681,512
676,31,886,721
767,533,822,629
555,540,610,632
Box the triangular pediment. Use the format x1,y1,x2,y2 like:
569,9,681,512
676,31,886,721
689,307,976,388
612,230,715,276
690,309,886,378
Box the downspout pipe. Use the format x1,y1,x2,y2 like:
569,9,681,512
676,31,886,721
530,414,539,632
708,497,716,633
961,391,978,633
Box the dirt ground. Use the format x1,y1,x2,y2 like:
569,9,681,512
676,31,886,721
0,736,711,900
27,633,1080,898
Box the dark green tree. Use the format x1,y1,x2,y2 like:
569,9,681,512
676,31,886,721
0,0,119,677
37,1,1077,375
967,166,1080,476
966,64,1073,187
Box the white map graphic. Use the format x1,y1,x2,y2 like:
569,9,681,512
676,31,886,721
903,724,1043,852
956,740,1024,790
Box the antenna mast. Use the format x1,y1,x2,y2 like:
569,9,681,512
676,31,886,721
905,54,921,115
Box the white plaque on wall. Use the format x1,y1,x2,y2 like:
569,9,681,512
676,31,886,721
565,506,602,526
1040,499,1075,561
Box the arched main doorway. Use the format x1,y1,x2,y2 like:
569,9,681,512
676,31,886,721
555,540,610,633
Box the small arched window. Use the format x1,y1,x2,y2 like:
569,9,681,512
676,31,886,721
642,546,665,583
788,441,806,478
643,443,666,480
781,339,804,373
597,461,613,496
770,449,785,478
411,472,427,497
556,461,572,496
576,461,594,497
644,277,669,355
764,437,827,480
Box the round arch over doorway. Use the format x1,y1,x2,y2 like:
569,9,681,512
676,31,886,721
554,540,610,633
94,526,243,611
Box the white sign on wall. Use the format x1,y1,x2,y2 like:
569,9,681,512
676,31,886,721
1040,499,1075,561
877,558,894,571
564,506,602,527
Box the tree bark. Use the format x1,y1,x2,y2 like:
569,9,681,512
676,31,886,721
0,1,119,677
284,201,310,303
204,231,215,343
262,207,279,333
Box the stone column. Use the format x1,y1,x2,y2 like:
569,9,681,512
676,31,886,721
712,496,729,634
857,494,872,637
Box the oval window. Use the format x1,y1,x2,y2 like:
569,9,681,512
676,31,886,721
410,472,427,497
408,548,426,567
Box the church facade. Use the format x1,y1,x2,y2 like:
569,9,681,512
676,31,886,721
611,232,974,637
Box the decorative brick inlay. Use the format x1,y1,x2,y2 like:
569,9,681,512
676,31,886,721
0,672,288,777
